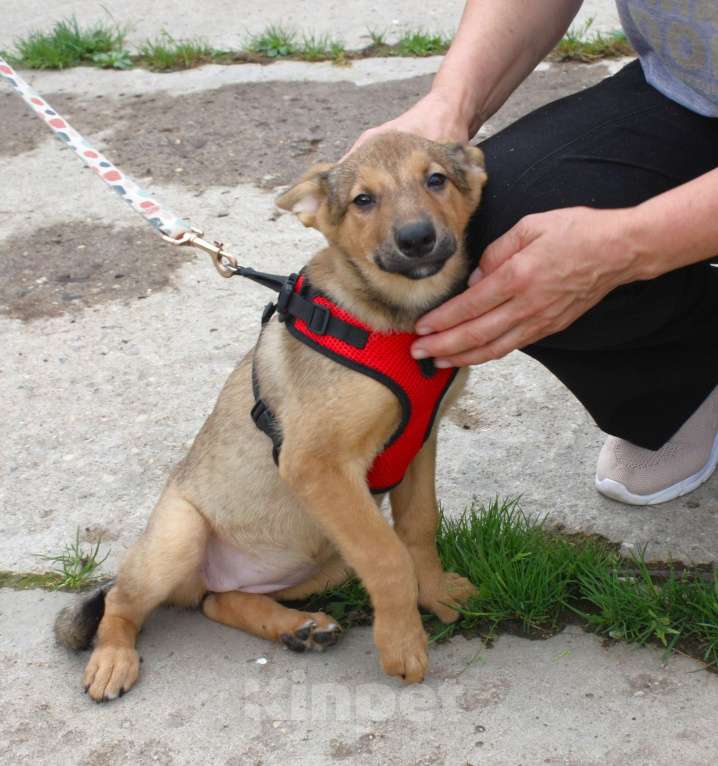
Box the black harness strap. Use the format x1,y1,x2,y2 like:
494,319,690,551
249,271,370,467
251,350,282,466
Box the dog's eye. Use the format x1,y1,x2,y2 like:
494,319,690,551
352,193,375,208
427,172,447,189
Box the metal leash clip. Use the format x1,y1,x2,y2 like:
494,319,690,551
162,226,240,278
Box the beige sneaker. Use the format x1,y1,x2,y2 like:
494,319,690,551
595,386,718,506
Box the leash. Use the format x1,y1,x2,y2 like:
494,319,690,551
0,56,282,286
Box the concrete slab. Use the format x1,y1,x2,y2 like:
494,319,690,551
1,0,621,53
2,588,717,765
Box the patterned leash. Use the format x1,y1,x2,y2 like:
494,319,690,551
0,56,261,280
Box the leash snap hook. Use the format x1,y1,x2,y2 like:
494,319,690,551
162,227,239,278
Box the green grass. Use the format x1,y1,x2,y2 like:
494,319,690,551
246,25,299,58
299,33,347,63
91,49,133,70
36,530,109,590
552,19,634,62
366,28,388,48
394,30,452,57
137,33,217,71
300,497,718,669
574,552,718,665
437,498,597,633
3,16,126,69
4,19,635,72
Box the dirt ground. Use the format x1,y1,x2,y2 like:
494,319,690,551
1,62,608,323
2,64,607,188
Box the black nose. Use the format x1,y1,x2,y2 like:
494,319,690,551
395,220,437,258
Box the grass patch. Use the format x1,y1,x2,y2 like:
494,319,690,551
3,16,126,69
552,19,634,62
0,570,69,590
394,30,451,57
366,29,387,48
246,25,299,59
35,530,109,590
574,552,718,665
436,498,603,633
4,19,636,72
300,33,347,63
301,497,718,669
363,28,452,58
137,33,217,71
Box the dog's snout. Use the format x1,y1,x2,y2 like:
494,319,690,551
395,220,436,258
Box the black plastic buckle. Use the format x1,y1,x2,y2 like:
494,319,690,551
276,273,299,320
308,304,331,335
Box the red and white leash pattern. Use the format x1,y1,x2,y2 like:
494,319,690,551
0,57,190,239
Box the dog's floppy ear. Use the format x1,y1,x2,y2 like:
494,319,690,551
441,142,488,191
276,162,334,228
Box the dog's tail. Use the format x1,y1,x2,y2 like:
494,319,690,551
54,579,115,651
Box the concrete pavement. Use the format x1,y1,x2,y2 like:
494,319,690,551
2,588,717,765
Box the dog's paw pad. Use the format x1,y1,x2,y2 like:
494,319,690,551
280,632,309,653
313,626,340,647
280,617,341,653
293,620,315,642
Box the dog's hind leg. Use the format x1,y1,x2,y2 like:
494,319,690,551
202,591,341,652
272,554,352,601
83,487,209,702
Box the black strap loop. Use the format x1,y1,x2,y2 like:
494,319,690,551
251,364,283,466
308,304,331,334
278,283,369,349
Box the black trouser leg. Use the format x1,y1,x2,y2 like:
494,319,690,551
468,61,718,450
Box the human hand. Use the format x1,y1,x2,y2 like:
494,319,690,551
411,206,641,367
345,89,476,158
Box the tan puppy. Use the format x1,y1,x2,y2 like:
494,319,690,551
55,132,487,701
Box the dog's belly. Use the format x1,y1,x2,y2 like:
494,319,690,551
202,534,319,594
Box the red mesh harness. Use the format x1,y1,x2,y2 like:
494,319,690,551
252,273,458,494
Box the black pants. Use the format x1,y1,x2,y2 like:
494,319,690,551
469,60,718,450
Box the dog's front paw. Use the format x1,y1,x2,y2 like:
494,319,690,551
280,613,341,653
420,571,479,624
83,645,140,702
374,612,428,683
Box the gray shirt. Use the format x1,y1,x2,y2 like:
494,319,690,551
616,0,718,117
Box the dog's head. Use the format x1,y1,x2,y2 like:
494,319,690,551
276,132,487,317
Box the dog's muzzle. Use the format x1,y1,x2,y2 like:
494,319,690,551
374,228,457,280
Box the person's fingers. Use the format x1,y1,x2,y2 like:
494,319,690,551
415,263,515,336
479,225,525,275
432,295,586,367
433,321,535,368
412,298,523,360
467,267,483,286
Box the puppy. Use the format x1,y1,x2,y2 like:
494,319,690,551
55,132,488,701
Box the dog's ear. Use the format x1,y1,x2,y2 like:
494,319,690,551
441,142,488,192
276,162,334,228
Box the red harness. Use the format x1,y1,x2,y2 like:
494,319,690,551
252,274,458,494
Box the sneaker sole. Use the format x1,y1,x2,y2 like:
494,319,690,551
594,430,718,506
